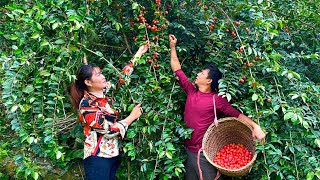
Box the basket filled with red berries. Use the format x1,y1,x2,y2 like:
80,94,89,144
202,117,257,177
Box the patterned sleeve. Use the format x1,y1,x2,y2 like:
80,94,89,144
79,97,128,139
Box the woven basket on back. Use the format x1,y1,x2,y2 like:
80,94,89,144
202,117,257,177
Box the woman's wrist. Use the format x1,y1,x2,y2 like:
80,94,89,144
124,114,136,125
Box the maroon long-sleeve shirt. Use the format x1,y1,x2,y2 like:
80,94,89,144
175,69,241,152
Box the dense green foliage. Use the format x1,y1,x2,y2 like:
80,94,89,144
0,0,319,179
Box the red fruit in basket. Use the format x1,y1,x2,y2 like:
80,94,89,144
213,143,253,170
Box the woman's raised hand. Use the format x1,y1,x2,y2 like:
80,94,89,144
137,44,149,55
129,103,142,120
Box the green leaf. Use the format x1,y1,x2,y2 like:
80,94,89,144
41,40,49,46
226,93,231,102
258,0,263,4
315,139,320,148
153,114,158,121
165,151,172,159
55,39,65,44
10,34,18,40
32,172,39,180
6,13,14,19
291,94,299,99
36,22,42,30
56,151,62,159
31,33,39,39
40,70,51,76
132,2,139,10
15,9,24,14
273,105,280,111
252,93,258,101
52,22,59,30
248,47,252,55
73,20,81,30
11,105,19,112
138,25,145,29
306,172,314,180
128,104,135,111
68,16,76,21
284,112,294,121
115,23,121,31
316,170,320,179
12,45,18,50
27,137,34,144
23,85,34,94
302,121,309,129
96,51,103,57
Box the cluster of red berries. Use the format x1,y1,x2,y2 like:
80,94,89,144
213,143,253,170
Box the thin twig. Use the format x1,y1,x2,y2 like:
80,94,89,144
80,45,122,75
92,43,126,49
119,16,133,55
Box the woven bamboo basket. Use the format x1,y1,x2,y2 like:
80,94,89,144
202,117,257,177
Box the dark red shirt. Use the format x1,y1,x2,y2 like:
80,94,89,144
175,69,241,152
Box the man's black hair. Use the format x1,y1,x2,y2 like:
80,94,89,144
205,63,222,92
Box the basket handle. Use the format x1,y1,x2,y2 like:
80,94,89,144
197,148,204,180
197,147,221,180
213,94,218,127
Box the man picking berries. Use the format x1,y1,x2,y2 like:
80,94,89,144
169,34,266,180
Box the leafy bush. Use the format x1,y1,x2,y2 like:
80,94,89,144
0,0,319,179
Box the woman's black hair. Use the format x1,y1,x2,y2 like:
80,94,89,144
205,63,222,92
70,64,98,110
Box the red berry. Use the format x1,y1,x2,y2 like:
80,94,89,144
235,21,241,26
252,81,257,87
212,17,218,22
239,79,245,83
242,76,247,81
213,144,252,170
232,31,237,38
245,27,250,33
153,52,158,58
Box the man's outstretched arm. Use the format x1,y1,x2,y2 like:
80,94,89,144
169,34,181,72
